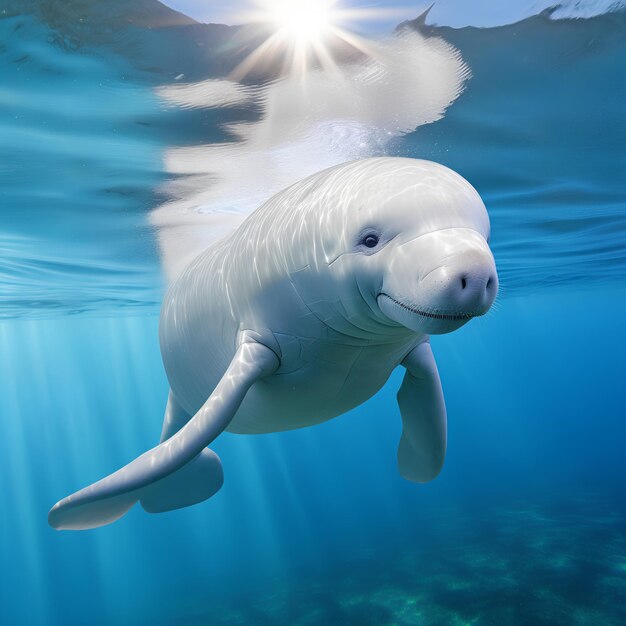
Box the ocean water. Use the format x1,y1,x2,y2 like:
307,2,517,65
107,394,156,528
1,2,625,625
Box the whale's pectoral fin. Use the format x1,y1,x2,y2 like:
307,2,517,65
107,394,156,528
396,340,447,483
48,340,279,531
140,448,224,514
140,392,220,514
139,391,224,513
158,390,192,443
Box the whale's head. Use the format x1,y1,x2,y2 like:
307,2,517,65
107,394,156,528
305,158,498,337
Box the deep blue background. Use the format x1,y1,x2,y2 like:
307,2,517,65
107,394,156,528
2,288,625,624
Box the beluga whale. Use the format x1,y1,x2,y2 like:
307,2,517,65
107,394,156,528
49,157,498,530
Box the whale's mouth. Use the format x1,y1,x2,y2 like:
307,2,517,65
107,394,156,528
378,293,477,321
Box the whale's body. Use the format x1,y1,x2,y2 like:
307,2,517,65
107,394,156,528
161,197,419,436
163,253,413,435
49,157,498,530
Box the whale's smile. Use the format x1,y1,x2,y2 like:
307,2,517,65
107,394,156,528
377,293,480,322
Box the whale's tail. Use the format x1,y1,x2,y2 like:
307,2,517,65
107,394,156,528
47,448,224,531
48,340,279,530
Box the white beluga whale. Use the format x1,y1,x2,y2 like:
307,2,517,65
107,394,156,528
49,157,498,530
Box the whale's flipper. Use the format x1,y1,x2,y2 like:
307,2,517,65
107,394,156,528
140,392,220,514
48,341,279,530
396,340,447,483
140,448,224,514
158,390,192,443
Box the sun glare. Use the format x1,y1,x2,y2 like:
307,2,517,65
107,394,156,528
270,0,334,43
231,0,387,80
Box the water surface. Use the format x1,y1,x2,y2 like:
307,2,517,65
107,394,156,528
1,2,625,624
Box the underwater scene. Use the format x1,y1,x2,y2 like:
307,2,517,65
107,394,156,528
1,0,625,624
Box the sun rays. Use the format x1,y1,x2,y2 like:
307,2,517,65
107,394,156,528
230,0,390,79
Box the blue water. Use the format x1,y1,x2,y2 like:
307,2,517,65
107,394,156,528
1,2,625,625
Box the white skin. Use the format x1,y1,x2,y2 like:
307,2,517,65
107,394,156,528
49,158,498,530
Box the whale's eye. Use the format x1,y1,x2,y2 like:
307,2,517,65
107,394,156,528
363,234,379,248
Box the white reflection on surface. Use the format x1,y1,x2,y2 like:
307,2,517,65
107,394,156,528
151,26,469,281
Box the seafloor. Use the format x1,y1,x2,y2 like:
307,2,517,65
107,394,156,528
155,498,626,626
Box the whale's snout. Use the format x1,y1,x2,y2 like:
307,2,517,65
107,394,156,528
376,228,498,335
452,267,498,313
424,248,498,318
